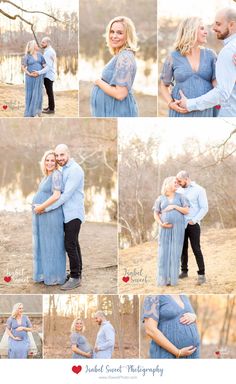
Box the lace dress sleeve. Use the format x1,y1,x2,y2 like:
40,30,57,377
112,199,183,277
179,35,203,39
142,295,160,323
52,170,63,192
25,316,32,328
152,196,162,213
160,55,174,86
110,50,136,90
6,317,12,330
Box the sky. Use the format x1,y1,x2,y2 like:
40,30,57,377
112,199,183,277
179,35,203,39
0,0,78,32
118,118,236,163
158,0,234,23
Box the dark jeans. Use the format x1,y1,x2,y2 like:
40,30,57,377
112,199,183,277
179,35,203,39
44,78,55,111
181,223,205,275
64,219,82,279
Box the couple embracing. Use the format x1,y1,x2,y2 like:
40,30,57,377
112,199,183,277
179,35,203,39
32,144,84,290
153,171,208,287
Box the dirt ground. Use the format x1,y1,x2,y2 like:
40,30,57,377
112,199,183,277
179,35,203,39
0,83,78,117
0,212,117,294
79,80,157,117
119,227,236,294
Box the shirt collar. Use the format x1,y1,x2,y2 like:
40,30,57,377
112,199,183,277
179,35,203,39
224,33,236,46
64,158,74,168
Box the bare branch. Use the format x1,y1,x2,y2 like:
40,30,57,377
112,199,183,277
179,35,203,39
0,0,64,23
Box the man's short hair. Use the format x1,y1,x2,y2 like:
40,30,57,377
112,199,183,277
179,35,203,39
176,170,189,180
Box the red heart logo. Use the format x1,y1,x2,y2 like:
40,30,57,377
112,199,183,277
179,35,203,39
72,365,82,374
2,105,8,110
122,276,130,283
4,276,11,283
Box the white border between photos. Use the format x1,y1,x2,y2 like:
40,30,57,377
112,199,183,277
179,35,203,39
0,359,231,383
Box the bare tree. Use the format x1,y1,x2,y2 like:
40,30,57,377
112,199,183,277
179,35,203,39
0,0,64,44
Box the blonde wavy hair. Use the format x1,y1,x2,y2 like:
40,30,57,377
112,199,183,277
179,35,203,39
40,150,58,176
71,318,84,333
161,176,176,196
25,40,38,55
174,17,203,56
11,303,23,319
105,16,138,55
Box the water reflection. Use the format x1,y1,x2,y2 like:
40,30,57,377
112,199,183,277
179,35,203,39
0,149,116,223
0,55,78,91
80,55,157,96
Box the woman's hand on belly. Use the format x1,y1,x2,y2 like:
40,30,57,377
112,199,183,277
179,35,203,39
161,222,173,228
179,312,197,325
178,345,197,358
163,205,176,212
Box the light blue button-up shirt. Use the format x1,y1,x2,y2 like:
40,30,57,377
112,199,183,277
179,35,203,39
93,321,115,359
178,182,208,225
45,159,85,223
186,33,236,116
37,46,56,81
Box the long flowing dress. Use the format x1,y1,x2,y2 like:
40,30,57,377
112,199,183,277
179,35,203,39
142,295,200,359
32,169,66,285
153,193,189,286
6,315,32,359
22,53,46,117
160,48,218,117
70,332,92,359
91,49,138,117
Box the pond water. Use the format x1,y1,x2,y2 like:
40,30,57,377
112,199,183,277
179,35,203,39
0,152,116,223
80,55,157,96
0,55,78,91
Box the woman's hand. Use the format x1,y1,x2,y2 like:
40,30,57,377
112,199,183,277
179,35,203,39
163,205,176,212
169,100,188,114
34,205,45,214
177,346,197,357
94,79,101,86
14,336,22,341
86,352,92,358
161,222,173,228
15,326,25,331
180,312,197,325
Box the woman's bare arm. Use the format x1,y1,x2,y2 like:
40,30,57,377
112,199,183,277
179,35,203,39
94,79,128,101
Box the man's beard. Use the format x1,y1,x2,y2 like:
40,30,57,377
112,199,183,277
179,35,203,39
216,28,230,40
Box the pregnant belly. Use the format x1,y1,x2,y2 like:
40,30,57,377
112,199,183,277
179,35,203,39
161,210,183,225
13,330,28,340
32,192,51,204
161,323,200,349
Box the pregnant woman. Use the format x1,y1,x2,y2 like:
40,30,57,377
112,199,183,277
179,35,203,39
6,303,32,359
160,16,218,117
32,150,66,286
22,40,46,117
91,16,138,117
70,318,93,359
153,176,189,286
142,295,200,359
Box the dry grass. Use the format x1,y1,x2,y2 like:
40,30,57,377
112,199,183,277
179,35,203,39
119,227,236,294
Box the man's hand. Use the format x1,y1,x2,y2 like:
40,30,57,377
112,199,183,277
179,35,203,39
94,346,99,353
169,99,188,114
31,71,39,77
177,90,189,110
